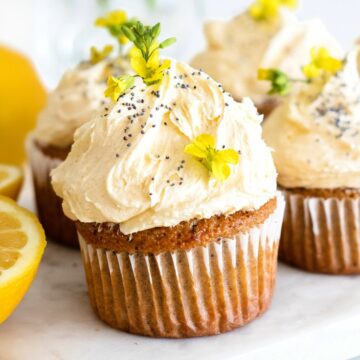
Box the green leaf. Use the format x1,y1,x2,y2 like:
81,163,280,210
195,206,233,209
120,74,135,90
151,23,161,38
159,37,176,49
134,40,146,54
122,25,136,41
137,22,145,35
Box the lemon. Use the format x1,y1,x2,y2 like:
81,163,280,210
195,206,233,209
0,164,24,200
0,46,47,165
0,195,46,324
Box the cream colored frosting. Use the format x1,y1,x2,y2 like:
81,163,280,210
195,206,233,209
263,45,360,189
52,60,277,234
191,10,343,103
33,58,130,148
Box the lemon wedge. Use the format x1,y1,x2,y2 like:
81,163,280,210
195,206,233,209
0,195,46,324
0,164,24,200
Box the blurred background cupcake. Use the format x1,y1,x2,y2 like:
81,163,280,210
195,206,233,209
51,21,284,337
263,44,360,274
26,10,133,247
191,0,342,117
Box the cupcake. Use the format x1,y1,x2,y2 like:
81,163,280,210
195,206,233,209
191,0,342,117
263,44,360,274
52,21,284,337
27,11,133,247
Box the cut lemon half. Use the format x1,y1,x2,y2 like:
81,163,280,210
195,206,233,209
0,164,24,200
0,195,46,324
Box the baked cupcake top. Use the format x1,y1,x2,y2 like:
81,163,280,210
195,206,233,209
52,56,277,234
263,45,360,189
33,59,127,148
191,5,342,103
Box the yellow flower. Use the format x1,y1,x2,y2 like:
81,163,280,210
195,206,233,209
95,10,127,28
184,134,239,182
279,0,297,8
89,45,113,64
95,10,129,45
117,34,128,45
104,74,135,102
249,0,297,21
130,47,170,86
257,68,272,80
302,47,343,80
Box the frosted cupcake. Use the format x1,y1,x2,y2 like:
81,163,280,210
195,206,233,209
191,0,342,117
52,21,284,337
263,45,360,274
27,11,133,247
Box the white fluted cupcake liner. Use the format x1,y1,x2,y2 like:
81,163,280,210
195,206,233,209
280,189,360,274
78,195,285,338
26,136,78,247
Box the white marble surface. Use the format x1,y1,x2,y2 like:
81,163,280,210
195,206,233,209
1,174,360,360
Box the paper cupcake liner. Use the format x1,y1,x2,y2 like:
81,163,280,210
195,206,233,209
256,98,280,119
78,196,284,338
26,137,79,247
279,189,360,274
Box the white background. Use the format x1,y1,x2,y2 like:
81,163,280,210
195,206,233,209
0,0,359,88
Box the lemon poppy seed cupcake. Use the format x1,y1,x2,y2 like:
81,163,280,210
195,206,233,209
51,50,285,336
263,44,360,274
191,3,342,117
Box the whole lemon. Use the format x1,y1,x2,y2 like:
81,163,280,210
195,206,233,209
0,46,47,165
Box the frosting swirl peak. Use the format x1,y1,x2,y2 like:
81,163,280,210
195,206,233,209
191,10,342,103
33,59,129,148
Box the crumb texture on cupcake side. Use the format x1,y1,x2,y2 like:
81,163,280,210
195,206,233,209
76,197,277,254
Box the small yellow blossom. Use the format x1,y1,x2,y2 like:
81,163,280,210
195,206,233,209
130,47,170,86
279,0,297,8
249,0,297,21
302,47,343,80
184,134,239,182
89,45,113,65
257,68,272,80
95,10,127,27
95,10,129,45
104,74,135,102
